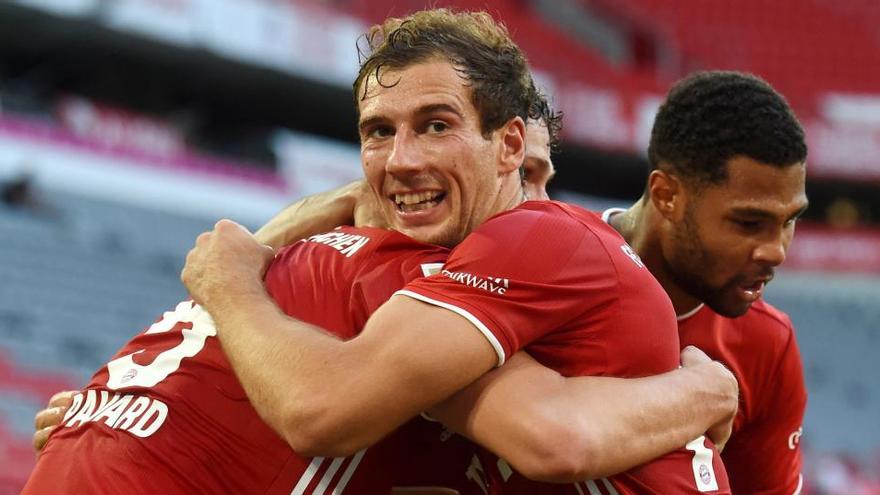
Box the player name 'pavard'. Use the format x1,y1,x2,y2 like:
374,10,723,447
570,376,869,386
60,389,168,438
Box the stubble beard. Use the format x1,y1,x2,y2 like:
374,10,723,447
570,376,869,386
666,207,750,318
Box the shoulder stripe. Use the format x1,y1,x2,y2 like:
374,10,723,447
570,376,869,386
331,449,366,494
582,480,602,495
290,457,324,495
393,289,506,367
314,457,345,494
601,478,620,495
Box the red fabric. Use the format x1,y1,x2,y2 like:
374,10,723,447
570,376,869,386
23,226,458,494
402,201,730,494
679,300,807,495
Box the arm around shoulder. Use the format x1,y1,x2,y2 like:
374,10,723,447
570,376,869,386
430,347,739,482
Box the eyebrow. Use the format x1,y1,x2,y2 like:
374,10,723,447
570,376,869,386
413,103,464,120
358,116,386,134
729,203,809,221
358,103,465,134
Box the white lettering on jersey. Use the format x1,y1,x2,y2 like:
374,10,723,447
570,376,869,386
788,426,803,450
306,232,370,258
465,455,489,495
61,389,169,438
496,459,513,482
620,244,645,268
441,270,509,295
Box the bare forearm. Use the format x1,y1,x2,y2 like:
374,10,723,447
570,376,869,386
254,181,362,249
206,286,354,454
208,289,496,458
431,356,736,482
553,366,734,479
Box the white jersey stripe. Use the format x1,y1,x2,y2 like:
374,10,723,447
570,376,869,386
574,483,586,495
601,478,620,495
393,289,506,366
793,474,803,495
331,448,366,494
290,457,325,495
314,457,346,495
584,480,603,495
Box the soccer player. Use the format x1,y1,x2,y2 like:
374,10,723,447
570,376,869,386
602,71,809,495
182,10,732,494
25,22,735,494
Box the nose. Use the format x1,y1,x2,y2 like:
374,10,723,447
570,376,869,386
752,231,788,267
386,128,426,174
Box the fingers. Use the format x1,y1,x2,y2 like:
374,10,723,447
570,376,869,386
33,391,76,454
33,426,54,454
34,405,68,431
707,419,733,453
47,390,76,409
680,345,711,367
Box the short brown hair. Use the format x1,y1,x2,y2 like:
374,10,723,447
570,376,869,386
354,9,536,137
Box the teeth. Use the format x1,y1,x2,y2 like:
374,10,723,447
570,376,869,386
394,191,441,206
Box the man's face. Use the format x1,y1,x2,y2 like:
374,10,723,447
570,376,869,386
522,121,554,201
358,59,515,247
663,156,808,317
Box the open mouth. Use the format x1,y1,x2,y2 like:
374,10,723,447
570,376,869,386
737,277,771,302
392,191,446,213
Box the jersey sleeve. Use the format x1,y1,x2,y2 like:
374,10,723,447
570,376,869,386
395,207,618,366
724,320,807,495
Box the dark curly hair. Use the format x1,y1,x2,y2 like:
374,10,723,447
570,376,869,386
354,9,537,138
648,71,807,186
531,89,563,148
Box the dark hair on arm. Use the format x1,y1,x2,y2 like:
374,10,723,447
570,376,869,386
648,71,807,185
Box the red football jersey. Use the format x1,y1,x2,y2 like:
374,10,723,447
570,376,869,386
24,226,461,494
603,207,806,495
678,301,806,495
398,201,731,494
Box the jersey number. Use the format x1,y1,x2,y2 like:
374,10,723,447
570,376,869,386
686,436,719,492
106,301,215,389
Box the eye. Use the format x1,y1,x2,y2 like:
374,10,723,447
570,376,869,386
426,121,448,134
368,126,394,139
734,219,762,232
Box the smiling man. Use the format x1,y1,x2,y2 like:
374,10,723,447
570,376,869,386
182,10,732,494
604,71,809,495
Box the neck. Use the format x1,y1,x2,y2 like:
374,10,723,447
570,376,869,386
495,175,528,214
609,197,703,316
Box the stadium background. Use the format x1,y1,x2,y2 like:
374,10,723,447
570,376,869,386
0,0,878,492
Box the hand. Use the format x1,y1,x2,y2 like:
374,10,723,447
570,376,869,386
680,346,738,452
352,181,387,229
181,220,275,312
33,390,77,454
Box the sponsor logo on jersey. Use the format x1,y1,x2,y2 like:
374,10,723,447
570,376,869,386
620,244,645,268
62,389,168,438
306,231,370,258
441,270,509,295
699,464,712,485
